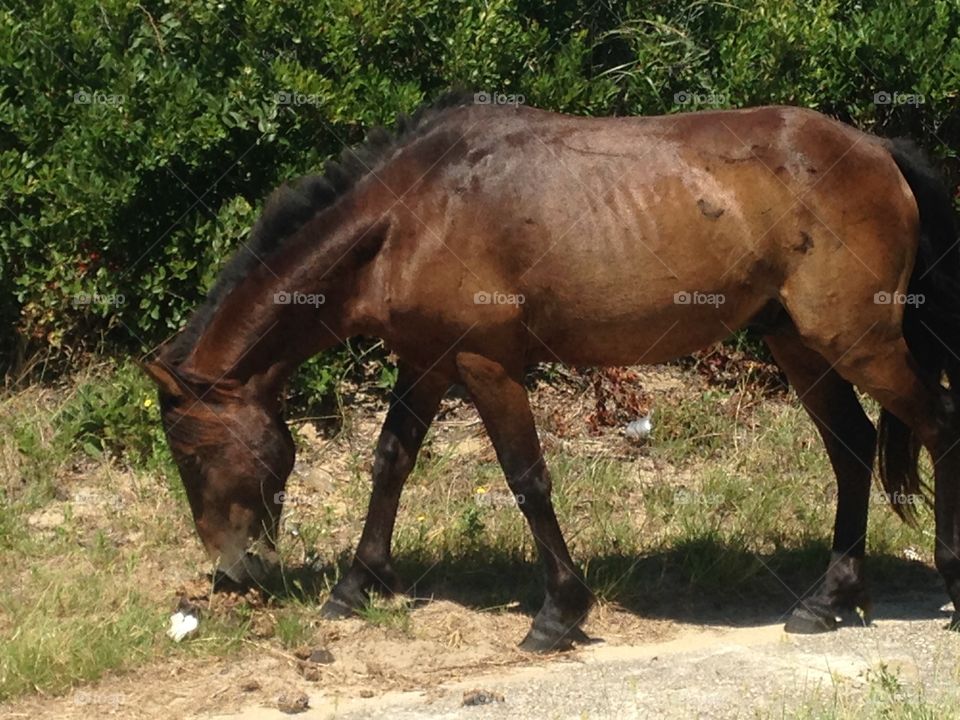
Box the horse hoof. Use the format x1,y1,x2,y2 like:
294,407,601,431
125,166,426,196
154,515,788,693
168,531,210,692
518,629,573,653
946,612,960,631
319,595,357,620
518,624,593,653
784,606,838,634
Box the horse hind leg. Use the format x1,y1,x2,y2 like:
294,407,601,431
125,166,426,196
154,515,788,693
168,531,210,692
765,333,875,633
811,335,960,627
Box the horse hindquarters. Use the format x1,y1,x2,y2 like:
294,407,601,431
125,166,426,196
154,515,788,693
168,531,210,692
777,139,960,625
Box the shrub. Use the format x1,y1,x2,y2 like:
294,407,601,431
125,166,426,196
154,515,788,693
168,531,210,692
57,359,170,471
1,0,957,390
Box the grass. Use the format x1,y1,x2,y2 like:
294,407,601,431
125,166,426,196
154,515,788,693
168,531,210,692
0,555,161,698
0,363,194,701
0,360,944,708
774,661,960,719
355,596,414,634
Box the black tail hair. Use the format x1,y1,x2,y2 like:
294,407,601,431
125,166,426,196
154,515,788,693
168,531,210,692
879,138,960,523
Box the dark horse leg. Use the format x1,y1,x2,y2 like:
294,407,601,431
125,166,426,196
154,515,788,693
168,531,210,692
455,352,594,652
810,336,960,628
765,334,875,632
321,366,448,618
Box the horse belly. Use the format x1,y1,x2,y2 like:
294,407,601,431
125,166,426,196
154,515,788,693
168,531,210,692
520,241,773,367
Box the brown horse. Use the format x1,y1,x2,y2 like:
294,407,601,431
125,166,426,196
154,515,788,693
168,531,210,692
143,93,960,652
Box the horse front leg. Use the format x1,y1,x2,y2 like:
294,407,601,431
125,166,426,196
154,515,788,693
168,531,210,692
455,352,594,651
321,366,448,618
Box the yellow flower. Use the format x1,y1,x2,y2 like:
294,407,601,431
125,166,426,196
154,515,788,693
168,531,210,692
142,398,153,409
475,486,488,495
416,514,426,523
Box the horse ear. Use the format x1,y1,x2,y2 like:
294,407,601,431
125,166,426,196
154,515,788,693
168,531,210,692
140,360,188,398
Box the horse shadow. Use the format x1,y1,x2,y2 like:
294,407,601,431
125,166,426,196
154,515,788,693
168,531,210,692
254,536,948,630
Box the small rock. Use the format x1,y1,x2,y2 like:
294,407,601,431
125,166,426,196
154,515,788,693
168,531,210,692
307,648,334,664
277,690,310,714
359,689,375,698
250,614,276,639
240,679,261,692
297,422,320,445
294,646,335,664
298,662,320,682
462,689,504,706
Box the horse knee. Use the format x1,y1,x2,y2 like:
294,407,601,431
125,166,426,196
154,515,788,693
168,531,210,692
372,434,412,485
505,461,552,505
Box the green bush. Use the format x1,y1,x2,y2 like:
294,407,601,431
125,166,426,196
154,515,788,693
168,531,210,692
57,360,171,471
1,0,958,388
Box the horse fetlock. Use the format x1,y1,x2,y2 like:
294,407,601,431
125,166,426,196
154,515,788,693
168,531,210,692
554,574,595,615
348,557,404,595
821,556,869,606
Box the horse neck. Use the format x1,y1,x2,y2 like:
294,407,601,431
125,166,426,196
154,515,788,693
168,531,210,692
176,201,387,393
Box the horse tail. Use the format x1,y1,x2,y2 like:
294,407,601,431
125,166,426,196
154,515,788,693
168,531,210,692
878,138,960,523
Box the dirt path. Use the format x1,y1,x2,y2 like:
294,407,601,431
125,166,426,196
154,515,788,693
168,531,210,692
210,597,959,720
5,595,958,720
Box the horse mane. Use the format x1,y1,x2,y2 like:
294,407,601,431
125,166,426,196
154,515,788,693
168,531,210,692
163,90,474,363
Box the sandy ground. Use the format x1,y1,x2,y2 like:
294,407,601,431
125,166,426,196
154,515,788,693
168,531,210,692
4,595,958,720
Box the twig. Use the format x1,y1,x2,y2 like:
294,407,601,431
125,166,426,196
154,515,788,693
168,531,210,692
137,4,165,55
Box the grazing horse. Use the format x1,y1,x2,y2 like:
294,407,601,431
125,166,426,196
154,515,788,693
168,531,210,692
143,93,960,651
